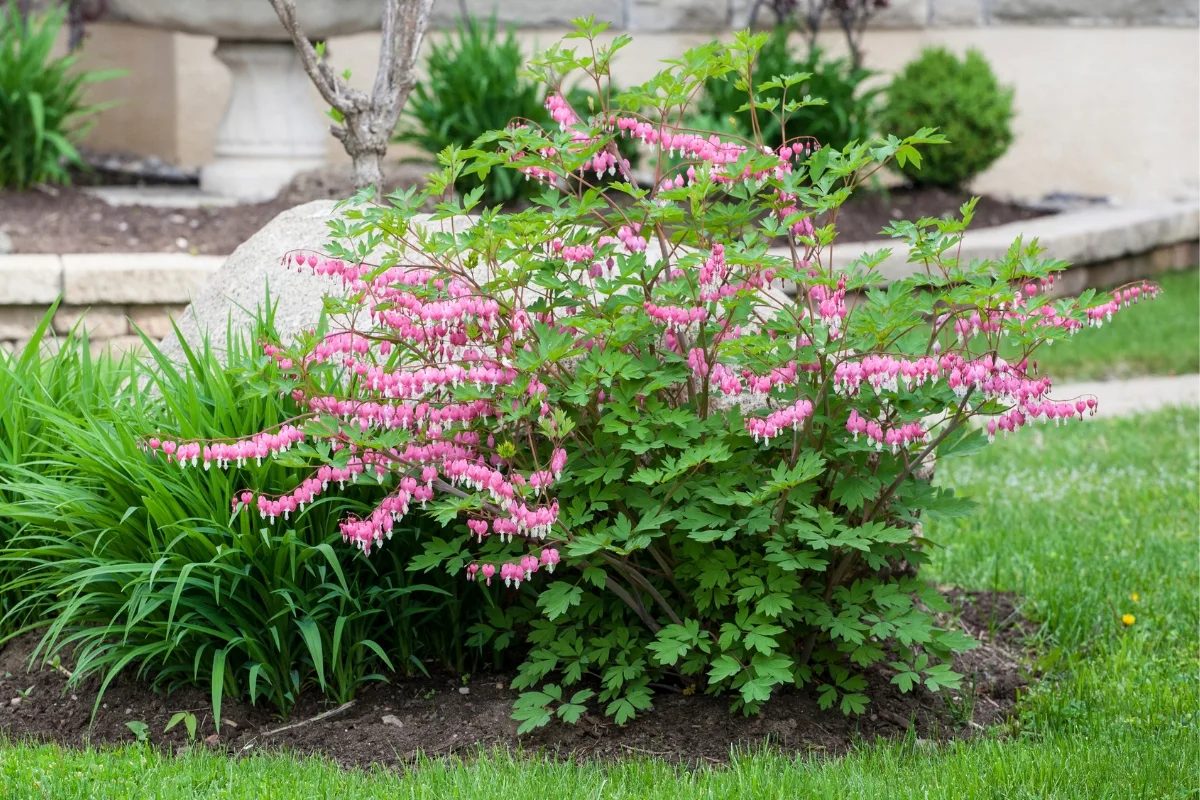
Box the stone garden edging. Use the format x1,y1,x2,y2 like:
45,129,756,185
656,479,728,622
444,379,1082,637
770,202,1200,295
0,202,1196,354
0,253,224,353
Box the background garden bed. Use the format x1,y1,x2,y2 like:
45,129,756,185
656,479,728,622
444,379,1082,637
0,180,1046,257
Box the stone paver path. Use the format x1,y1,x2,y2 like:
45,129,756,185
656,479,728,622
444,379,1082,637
1057,374,1200,417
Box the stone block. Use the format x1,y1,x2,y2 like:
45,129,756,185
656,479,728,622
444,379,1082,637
93,335,145,357
778,203,1199,289
0,307,47,340
53,305,130,339
0,256,62,304
1149,240,1199,272
430,0,623,29
931,0,985,25
991,0,1198,24
61,254,223,305
870,0,930,28
627,0,728,31
11,336,61,359
128,304,187,339
1083,256,1144,291
1185,241,1200,268
1045,264,1089,298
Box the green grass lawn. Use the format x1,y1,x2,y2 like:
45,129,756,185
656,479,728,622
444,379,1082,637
1,407,1197,798
1026,268,1199,382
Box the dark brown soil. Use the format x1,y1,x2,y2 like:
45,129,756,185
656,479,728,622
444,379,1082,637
0,589,1034,768
1,170,1047,257
827,186,1048,244
0,163,433,257
0,186,294,256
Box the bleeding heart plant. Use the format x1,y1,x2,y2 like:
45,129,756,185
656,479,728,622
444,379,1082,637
147,20,1158,731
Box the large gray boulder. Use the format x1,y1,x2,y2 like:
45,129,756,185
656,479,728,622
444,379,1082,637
161,200,466,361
161,200,342,360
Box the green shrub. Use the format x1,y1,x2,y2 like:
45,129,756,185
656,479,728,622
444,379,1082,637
0,3,117,189
0,314,495,722
397,17,546,207
196,25,1155,733
698,27,876,153
878,47,1014,188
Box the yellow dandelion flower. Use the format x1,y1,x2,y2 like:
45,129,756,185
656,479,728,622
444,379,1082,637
1130,592,1140,602
1121,613,1136,626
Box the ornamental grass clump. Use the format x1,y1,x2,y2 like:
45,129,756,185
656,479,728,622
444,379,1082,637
0,3,118,189
1,313,489,725
147,22,1159,731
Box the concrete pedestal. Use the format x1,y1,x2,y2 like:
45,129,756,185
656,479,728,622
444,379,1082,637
199,40,327,201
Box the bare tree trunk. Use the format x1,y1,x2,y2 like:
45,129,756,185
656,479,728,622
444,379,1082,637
267,0,434,195
333,113,390,194
349,146,386,194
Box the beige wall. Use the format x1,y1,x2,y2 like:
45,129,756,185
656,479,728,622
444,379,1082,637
75,24,1199,204
71,24,179,162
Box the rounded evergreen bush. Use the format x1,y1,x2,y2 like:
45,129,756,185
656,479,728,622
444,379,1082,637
878,47,1014,188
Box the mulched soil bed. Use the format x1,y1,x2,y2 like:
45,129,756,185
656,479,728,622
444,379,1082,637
1,175,1047,257
0,163,432,257
0,589,1035,768
828,186,1048,244
0,186,294,257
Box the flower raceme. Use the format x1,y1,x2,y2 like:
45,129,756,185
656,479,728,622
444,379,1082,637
145,249,569,585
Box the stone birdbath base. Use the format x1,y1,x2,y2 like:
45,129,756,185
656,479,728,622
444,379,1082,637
103,0,382,201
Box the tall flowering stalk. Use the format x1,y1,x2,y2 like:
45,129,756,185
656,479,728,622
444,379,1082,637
147,23,1158,729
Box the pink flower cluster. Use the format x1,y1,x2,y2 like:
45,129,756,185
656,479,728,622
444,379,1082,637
612,116,815,187
466,548,559,588
614,224,646,254
806,279,847,338
528,94,821,193
776,192,815,240
987,396,1097,442
746,398,814,444
551,239,595,265
524,94,631,183
698,244,728,302
846,410,928,452
1085,281,1159,326
938,280,1160,346
834,356,941,396
143,241,574,573
646,302,708,326
144,425,305,470
356,361,519,398
223,457,372,523
307,396,495,436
